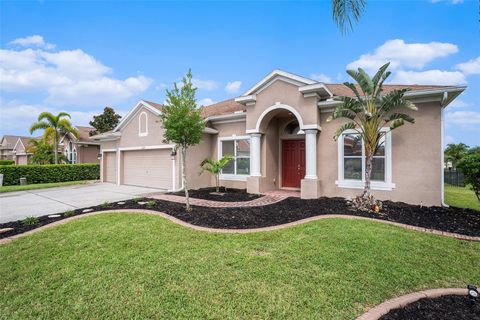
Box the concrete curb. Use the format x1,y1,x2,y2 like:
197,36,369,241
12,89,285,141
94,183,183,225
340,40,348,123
356,288,468,320
1,210,479,245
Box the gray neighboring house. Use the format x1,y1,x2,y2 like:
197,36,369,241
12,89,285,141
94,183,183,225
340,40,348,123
0,135,30,161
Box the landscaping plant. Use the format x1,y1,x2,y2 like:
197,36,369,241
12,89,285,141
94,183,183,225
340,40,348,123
147,200,156,208
101,201,110,209
63,210,75,217
0,160,14,166
27,139,67,165
200,155,234,193
328,62,417,211
22,216,38,226
458,153,480,201
89,107,122,136
159,69,205,212
30,112,78,164
444,143,469,169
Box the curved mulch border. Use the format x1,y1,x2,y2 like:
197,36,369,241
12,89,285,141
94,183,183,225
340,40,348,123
1,209,479,245
356,288,468,320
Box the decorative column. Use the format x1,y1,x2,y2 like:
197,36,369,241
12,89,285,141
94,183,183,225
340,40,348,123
304,129,318,179
250,133,262,177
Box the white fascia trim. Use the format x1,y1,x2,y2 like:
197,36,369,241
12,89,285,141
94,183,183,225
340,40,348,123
118,144,175,151
101,149,117,153
301,124,322,131
12,138,26,152
219,174,248,182
241,69,316,96
234,95,256,104
299,82,333,98
254,103,305,134
114,100,161,132
203,127,219,134
206,112,246,123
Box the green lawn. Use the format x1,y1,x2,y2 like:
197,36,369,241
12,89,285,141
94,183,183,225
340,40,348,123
0,180,94,193
445,184,480,211
1,213,479,319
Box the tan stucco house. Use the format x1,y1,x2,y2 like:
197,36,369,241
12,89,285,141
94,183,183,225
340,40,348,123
12,126,100,165
93,70,465,206
0,135,30,160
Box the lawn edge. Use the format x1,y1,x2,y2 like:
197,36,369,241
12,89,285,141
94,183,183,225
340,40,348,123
356,288,468,320
1,209,479,245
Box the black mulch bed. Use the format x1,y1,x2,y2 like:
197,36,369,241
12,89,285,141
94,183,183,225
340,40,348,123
1,196,479,239
170,187,261,202
379,295,480,320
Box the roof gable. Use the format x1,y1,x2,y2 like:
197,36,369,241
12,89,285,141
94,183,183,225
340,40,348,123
240,70,316,97
113,100,161,132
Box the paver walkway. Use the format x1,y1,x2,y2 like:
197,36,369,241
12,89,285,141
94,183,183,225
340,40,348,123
150,189,300,207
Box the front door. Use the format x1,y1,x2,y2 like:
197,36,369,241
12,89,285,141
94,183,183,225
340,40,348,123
282,139,305,188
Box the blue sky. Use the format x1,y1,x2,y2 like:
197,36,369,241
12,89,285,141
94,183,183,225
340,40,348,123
1,0,479,146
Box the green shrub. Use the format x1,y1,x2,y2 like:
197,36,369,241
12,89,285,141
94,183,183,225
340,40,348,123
101,201,110,208
458,153,480,201
147,200,156,208
23,216,38,225
0,160,14,166
64,210,75,217
0,164,99,186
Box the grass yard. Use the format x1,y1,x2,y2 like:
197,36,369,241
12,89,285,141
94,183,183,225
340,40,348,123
1,213,479,319
0,180,94,193
445,184,480,211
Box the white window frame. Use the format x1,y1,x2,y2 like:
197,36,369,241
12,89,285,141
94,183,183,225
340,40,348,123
72,147,77,164
138,112,148,137
336,128,395,191
218,135,251,181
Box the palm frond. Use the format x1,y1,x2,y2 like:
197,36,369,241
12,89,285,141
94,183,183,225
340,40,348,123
385,113,415,124
346,68,373,95
29,121,49,134
333,122,358,141
371,63,390,96
342,82,364,101
331,0,366,34
37,112,56,125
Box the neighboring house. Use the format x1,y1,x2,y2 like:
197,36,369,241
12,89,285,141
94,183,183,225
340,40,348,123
92,70,465,206
59,126,100,164
0,135,30,160
13,137,38,165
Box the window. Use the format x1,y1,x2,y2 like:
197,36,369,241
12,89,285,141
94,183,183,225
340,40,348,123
336,128,394,190
218,136,250,180
72,148,77,164
139,112,148,136
283,120,300,135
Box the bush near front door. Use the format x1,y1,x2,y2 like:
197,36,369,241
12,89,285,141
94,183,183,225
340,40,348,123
0,164,99,186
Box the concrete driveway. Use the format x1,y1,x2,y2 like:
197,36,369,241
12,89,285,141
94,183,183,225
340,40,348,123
0,183,164,223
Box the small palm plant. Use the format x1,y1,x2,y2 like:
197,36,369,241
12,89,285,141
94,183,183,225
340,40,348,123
30,112,79,164
327,62,417,211
200,155,234,193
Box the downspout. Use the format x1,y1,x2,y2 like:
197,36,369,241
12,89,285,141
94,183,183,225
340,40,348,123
440,91,448,207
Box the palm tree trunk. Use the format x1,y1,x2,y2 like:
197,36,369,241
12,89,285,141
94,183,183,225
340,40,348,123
216,174,219,193
363,152,373,198
181,146,190,212
54,130,58,164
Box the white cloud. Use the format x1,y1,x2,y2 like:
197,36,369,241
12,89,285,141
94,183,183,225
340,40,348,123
456,57,480,75
224,81,242,94
0,39,153,107
197,98,216,106
0,98,128,135
347,39,458,73
9,35,55,50
191,78,218,91
310,73,332,83
155,83,167,91
445,111,480,129
390,70,466,85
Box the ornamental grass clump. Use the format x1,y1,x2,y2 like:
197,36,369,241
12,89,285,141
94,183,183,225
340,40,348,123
22,216,38,226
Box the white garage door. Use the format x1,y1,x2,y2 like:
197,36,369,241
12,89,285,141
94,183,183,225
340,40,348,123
122,149,172,189
104,152,117,183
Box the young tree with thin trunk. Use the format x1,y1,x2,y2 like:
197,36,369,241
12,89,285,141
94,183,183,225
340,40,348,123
327,62,417,211
160,69,205,212
29,112,78,165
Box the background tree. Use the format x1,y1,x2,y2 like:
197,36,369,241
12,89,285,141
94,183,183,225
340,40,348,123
160,69,205,211
332,0,366,34
458,153,480,201
89,107,122,136
200,155,234,193
30,112,78,165
327,62,417,211
444,143,469,169
27,139,67,165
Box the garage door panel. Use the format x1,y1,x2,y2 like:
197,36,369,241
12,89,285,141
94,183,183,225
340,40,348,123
104,152,117,183
122,150,172,189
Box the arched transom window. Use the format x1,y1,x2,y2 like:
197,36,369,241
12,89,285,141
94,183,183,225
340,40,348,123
139,111,148,136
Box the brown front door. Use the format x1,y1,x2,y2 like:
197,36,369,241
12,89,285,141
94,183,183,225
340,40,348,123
282,139,305,188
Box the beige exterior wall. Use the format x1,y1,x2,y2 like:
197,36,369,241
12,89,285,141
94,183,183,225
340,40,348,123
16,155,28,165
316,102,442,206
78,145,100,163
118,107,165,148
185,133,214,190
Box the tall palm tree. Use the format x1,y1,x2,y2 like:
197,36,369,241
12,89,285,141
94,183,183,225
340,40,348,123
29,112,78,164
327,62,417,210
332,0,366,34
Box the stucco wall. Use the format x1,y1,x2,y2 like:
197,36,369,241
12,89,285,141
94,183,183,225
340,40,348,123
118,107,165,148
78,145,100,164
185,134,214,190
317,102,442,206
